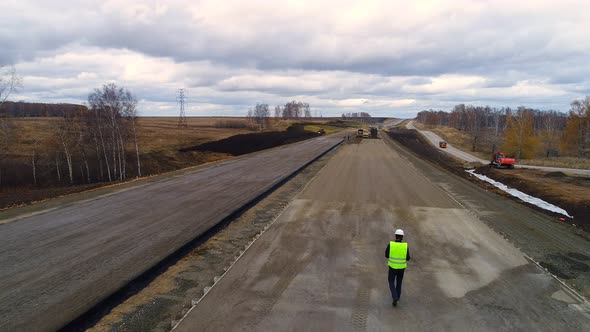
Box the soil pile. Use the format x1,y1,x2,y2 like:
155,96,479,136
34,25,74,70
476,166,590,232
180,130,318,156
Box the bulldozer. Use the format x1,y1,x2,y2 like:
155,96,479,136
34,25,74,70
369,127,378,138
490,151,515,169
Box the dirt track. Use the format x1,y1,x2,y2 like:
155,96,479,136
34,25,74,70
175,137,590,331
0,134,342,332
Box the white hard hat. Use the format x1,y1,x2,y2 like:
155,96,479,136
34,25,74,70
395,229,404,236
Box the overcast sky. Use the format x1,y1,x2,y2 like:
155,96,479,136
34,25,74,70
2,0,590,117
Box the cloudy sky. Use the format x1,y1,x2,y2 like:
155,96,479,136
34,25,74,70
2,0,590,117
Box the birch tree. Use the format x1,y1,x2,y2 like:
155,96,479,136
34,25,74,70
0,67,22,187
87,83,140,182
0,66,22,108
53,117,76,184
253,103,270,130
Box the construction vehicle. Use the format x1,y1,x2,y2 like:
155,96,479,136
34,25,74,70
439,141,447,148
357,129,364,137
370,127,378,138
490,151,515,169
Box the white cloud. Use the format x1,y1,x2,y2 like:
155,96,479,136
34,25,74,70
2,0,590,116
402,75,487,94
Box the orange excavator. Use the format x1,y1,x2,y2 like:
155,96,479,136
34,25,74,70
490,151,515,169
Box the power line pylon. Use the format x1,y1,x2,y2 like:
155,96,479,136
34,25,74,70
177,88,187,128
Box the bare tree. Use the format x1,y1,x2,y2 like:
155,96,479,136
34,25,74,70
282,101,309,118
53,117,77,184
31,139,39,186
0,66,22,108
253,103,270,130
0,67,22,187
0,117,14,187
303,103,311,117
88,83,140,182
121,92,141,178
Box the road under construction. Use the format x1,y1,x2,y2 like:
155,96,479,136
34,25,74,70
172,133,590,331
0,128,589,331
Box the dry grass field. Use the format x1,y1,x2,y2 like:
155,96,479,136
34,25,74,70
0,117,351,208
8,117,62,156
8,117,337,156
137,117,253,153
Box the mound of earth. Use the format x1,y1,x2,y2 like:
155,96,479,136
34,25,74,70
476,166,590,232
179,130,318,156
545,171,567,178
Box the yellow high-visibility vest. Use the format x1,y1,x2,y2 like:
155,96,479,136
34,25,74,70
388,241,408,269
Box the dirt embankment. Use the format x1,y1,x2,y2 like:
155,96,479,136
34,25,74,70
386,128,470,176
475,167,590,231
179,130,319,155
0,129,320,210
386,128,590,232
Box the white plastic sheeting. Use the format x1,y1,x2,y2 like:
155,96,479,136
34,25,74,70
465,169,573,218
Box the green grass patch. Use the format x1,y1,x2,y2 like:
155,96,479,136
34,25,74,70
303,124,343,134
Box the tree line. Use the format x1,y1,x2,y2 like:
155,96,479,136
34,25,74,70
0,101,88,117
341,112,372,118
415,96,590,159
246,100,313,130
0,83,142,188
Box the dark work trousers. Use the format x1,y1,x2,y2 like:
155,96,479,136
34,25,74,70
388,267,405,301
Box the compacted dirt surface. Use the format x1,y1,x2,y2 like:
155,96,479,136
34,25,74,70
174,137,590,331
0,134,343,332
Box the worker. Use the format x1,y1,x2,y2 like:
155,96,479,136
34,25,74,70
385,229,410,307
